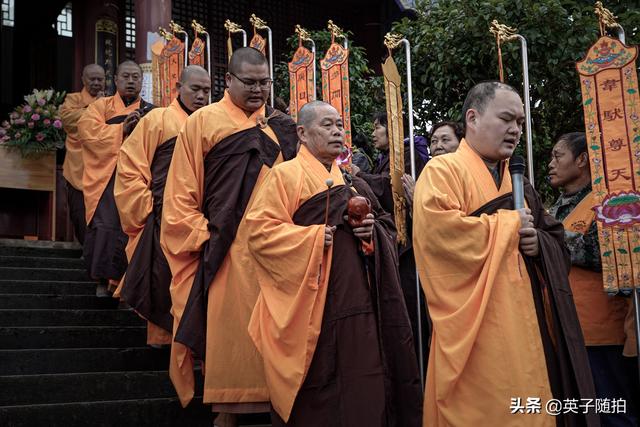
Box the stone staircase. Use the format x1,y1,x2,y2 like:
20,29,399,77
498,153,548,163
0,241,215,426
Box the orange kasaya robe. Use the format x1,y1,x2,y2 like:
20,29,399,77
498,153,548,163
60,88,98,191
78,92,145,225
160,91,295,408
114,98,188,345
246,145,344,421
413,140,555,426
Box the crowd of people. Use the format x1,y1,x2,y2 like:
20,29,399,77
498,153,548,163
58,46,639,426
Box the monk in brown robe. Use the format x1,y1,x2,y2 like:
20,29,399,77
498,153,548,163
246,101,423,426
114,65,211,346
160,48,298,424
60,64,105,244
78,60,153,297
413,81,597,426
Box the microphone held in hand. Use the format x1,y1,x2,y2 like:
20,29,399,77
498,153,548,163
509,155,526,210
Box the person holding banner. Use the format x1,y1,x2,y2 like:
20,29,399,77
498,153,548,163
160,48,298,424
352,111,429,372
548,132,639,426
413,81,596,426
78,60,153,297
246,100,422,426
113,65,211,347
60,64,105,245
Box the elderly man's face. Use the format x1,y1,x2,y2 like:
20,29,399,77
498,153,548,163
225,62,271,113
298,104,345,165
466,89,524,162
82,67,105,97
115,64,142,99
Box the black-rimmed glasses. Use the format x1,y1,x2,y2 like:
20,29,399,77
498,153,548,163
229,72,273,90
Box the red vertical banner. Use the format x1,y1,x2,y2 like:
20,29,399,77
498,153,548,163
288,43,314,123
577,36,640,293
188,36,205,67
321,42,351,166
158,37,185,107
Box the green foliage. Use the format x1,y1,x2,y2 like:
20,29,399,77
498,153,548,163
392,0,640,202
274,29,385,141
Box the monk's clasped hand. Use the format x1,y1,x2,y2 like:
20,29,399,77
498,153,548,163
517,208,534,229
519,227,539,257
123,111,141,136
350,213,374,242
401,174,415,208
324,225,336,248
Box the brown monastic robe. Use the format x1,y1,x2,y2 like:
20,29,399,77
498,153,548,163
60,88,98,244
114,98,188,344
77,92,153,282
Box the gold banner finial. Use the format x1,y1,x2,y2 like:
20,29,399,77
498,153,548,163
158,27,173,41
595,1,619,36
224,19,243,34
295,25,311,42
327,20,345,44
489,20,518,83
250,14,268,30
489,19,517,43
169,20,185,34
191,20,206,35
384,33,403,50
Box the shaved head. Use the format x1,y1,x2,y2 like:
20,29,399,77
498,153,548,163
180,65,209,84
116,60,142,76
81,63,105,97
462,81,519,129
297,101,333,127
228,47,268,75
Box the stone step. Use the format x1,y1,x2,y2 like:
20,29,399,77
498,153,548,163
0,370,199,406
0,347,169,375
0,280,96,295
0,309,143,327
0,245,82,259
0,397,214,427
0,255,85,269
0,294,118,309
0,267,89,281
0,326,146,349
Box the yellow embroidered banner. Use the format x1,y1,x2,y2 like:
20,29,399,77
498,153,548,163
288,43,314,123
382,55,407,245
321,42,351,166
577,36,640,294
151,39,165,106
188,35,205,67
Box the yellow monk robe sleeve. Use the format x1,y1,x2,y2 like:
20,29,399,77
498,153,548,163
59,93,86,135
413,158,522,385
114,109,164,238
160,113,210,261
246,163,330,422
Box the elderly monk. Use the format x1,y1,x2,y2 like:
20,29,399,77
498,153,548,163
413,81,597,427
78,60,153,297
114,65,211,346
246,101,422,426
160,48,298,422
60,64,105,244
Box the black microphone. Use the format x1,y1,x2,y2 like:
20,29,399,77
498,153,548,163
509,155,526,210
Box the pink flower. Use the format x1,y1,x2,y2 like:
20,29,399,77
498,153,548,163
9,112,18,119
53,119,62,129
27,122,34,129
31,114,40,121
23,105,32,113
37,98,46,106
14,132,21,138
2,121,9,128
43,119,51,126
14,118,25,125
35,132,45,142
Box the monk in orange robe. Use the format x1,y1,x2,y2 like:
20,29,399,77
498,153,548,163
246,101,422,426
413,82,596,427
548,132,639,425
78,60,153,296
114,65,211,346
160,48,298,423
60,64,105,244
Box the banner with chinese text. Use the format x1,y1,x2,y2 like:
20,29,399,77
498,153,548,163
288,44,315,123
577,36,640,294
